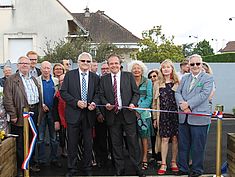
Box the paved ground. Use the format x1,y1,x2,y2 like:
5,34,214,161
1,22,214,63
31,119,235,177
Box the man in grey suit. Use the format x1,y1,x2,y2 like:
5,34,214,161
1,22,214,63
100,54,145,177
175,54,213,177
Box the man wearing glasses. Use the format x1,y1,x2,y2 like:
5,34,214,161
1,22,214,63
61,52,100,177
175,54,213,177
3,56,42,176
61,59,71,73
26,51,41,77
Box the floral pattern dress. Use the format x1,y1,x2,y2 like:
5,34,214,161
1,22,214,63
159,82,178,138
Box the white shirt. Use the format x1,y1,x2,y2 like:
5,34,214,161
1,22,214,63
111,71,122,108
79,69,89,99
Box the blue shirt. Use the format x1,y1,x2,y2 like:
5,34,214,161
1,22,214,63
42,75,55,108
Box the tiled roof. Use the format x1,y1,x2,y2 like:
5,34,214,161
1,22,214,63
72,10,140,43
219,41,235,52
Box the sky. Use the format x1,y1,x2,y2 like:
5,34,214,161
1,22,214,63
59,0,235,52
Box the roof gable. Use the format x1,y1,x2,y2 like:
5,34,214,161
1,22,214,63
72,10,140,43
219,41,235,52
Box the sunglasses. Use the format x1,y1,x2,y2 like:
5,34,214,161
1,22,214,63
80,60,91,63
190,62,201,67
65,63,71,66
149,75,157,79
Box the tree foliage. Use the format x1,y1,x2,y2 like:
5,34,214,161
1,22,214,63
136,26,184,62
94,43,118,62
182,43,194,57
192,39,214,56
41,37,117,63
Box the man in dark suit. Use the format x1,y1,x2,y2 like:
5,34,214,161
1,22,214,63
175,54,213,177
100,54,144,177
60,52,99,177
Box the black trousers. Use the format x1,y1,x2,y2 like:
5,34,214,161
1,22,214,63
67,112,93,172
93,120,108,163
109,111,141,173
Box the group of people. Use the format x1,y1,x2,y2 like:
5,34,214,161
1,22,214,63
1,51,214,177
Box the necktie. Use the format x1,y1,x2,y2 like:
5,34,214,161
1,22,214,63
189,76,197,91
81,73,87,101
113,75,119,113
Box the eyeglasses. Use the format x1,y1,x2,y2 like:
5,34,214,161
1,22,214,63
190,62,201,67
101,67,109,70
65,63,71,66
80,60,91,63
149,75,157,79
29,58,37,61
18,62,30,65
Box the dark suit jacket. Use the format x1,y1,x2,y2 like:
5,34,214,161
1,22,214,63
60,69,100,126
100,71,140,126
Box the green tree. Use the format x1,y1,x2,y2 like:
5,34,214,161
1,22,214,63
136,26,184,62
182,43,194,57
192,39,214,56
94,43,118,62
41,37,91,63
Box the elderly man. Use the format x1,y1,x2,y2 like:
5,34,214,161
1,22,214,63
61,52,100,177
3,56,42,176
175,54,213,177
26,51,41,77
36,61,61,168
0,65,12,87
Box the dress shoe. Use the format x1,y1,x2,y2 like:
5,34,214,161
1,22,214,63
136,169,146,177
116,169,125,176
176,170,188,176
30,164,40,172
51,160,62,168
189,172,201,177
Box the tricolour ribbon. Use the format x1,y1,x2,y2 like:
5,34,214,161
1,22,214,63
96,105,223,119
21,112,37,170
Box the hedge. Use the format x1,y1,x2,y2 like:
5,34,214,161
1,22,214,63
203,53,235,62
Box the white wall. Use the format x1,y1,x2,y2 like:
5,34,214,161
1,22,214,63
0,0,75,63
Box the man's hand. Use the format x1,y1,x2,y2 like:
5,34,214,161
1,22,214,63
183,108,192,113
105,103,114,111
77,100,87,109
97,114,104,123
11,118,18,124
42,104,50,112
54,121,60,131
179,101,189,110
88,102,96,111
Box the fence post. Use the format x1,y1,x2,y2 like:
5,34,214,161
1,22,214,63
215,104,224,177
23,107,30,177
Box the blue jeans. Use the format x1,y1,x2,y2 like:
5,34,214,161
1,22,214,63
38,111,59,162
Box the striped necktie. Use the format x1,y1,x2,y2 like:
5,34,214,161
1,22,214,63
113,75,119,113
81,73,87,101
189,76,197,91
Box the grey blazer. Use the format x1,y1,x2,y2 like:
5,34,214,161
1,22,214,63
175,72,213,125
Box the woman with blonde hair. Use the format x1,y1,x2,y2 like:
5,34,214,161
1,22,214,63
128,60,153,170
152,59,179,175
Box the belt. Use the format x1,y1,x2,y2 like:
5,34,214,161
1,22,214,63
28,103,38,109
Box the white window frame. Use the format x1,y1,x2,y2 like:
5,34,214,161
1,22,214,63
3,33,37,63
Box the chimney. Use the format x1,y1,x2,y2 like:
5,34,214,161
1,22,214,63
84,7,90,17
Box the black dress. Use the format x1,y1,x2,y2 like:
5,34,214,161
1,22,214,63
159,83,178,138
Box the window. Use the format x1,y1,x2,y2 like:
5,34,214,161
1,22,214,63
0,0,13,7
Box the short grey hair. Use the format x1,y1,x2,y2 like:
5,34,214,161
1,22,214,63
3,65,12,71
127,60,148,75
17,56,29,63
188,54,203,63
77,52,93,62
